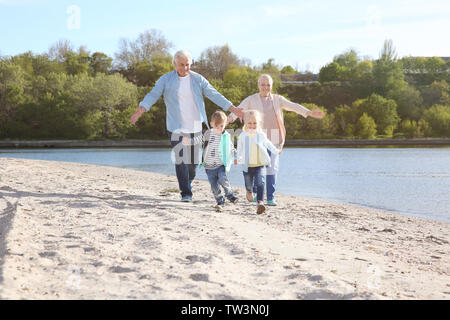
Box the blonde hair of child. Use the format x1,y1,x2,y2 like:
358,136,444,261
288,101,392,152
243,110,262,131
210,110,227,127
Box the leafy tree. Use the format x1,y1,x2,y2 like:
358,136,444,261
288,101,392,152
193,44,242,80
284,104,332,139
355,113,377,139
372,40,406,97
423,57,447,83
421,80,450,107
260,58,280,76
333,49,359,69
422,105,450,137
8,93,85,139
127,54,173,87
353,94,400,136
114,30,173,86
114,29,173,70
61,72,138,139
0,60,27,138
4,34,450,141
87,73,138,138
319,62,341,82
299,105,332,139
333,104,358,137
354,60,374,82
280,65,296,74
89,52,113,75
223,65,266,97
402,56,447,86
398,119,430,138
48,39,75,63
387,84,423,120
319,49,373,85
63,52,90,75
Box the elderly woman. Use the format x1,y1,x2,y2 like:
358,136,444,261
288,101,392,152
229,74,324,205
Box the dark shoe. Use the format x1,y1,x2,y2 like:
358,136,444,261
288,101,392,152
228,195,238,204
181,195,192,202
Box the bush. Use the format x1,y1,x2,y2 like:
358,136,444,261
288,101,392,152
355,113,377,139
421,105,450,137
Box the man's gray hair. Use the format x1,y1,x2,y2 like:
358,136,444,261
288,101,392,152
173,50,192,65
258,74,273,85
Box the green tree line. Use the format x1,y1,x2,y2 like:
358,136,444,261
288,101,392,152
1,33,449,140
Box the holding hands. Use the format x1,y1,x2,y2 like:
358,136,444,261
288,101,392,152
229,105,245,120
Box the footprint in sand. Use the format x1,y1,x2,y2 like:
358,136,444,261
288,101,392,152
38,251,57,258
109,266,135,273
190,273,209,282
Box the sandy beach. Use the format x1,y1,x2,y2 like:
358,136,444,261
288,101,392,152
0,157,448,300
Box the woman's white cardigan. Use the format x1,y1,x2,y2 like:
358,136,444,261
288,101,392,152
231,93,310,148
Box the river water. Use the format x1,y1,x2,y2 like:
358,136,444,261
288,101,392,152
1,147,449,223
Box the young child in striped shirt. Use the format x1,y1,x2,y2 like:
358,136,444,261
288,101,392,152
183,111,238,211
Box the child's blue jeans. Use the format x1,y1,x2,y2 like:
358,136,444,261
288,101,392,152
205,166,234,205
244,166,265,202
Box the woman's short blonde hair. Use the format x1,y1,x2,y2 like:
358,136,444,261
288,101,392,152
258,74,273,85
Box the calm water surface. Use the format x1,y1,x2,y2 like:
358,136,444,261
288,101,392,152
1,147,449,223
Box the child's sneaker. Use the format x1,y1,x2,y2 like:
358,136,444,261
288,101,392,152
228,195,238,204
246,191,254,202
256,202,266,215
266,199,277,206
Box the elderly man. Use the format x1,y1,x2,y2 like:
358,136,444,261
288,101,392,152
229,74,324,206
130,50,244,202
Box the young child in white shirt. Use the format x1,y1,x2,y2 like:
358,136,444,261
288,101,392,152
236,110,281,214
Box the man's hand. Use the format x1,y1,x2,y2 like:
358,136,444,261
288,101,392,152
229,105,245,120
130,106,146,125
308,109,325,119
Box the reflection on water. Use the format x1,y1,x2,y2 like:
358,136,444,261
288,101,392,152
1,147,449,223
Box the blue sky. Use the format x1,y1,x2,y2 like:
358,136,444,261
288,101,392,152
1,0,449,72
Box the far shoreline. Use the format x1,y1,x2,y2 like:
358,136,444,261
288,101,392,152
1,138,450,148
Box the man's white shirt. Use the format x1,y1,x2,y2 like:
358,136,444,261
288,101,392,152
178,74,202,133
